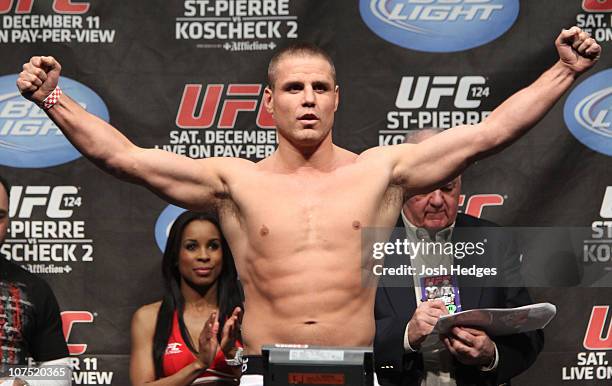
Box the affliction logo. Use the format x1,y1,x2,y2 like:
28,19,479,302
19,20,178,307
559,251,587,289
155,83,277,160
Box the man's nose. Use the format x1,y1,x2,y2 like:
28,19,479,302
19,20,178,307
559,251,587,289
429,190,444,207
302,85,315,107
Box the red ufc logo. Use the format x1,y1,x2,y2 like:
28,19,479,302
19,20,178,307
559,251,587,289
582,0,612,12
61,311,94,355
0,0,89,14
176,84,274,129
458,194,504,218
583,306,612,350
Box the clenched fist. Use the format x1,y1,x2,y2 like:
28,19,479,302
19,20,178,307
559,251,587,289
556,26,601,74
16,56,62,105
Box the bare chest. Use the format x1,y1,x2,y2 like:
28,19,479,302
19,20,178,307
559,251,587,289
222,168,402,260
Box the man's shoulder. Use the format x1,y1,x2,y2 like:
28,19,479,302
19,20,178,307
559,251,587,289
0,259,48,286
0,260,58,314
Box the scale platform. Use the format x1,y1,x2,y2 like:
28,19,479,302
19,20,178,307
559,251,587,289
262,345,374,386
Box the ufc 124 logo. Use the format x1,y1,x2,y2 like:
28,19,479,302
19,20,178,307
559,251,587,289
395,76,488,109
582,0,612,12
0,0,90,13
9,186,80,219
176,84,274,129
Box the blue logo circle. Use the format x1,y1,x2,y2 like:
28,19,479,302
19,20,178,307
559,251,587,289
564,69,612,156
359,0,519,53
0,75,109,168
154,205,187,252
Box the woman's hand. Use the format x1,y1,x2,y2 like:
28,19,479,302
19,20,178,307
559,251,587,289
220,307,242,359
197,311,219,368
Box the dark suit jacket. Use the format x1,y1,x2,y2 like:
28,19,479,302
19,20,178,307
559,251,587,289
374,214,544,386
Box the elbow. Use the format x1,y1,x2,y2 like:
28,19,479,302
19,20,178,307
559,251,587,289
472,124,502,161
103,150,142,183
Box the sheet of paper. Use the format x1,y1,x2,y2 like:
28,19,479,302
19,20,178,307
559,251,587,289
433,302,557,336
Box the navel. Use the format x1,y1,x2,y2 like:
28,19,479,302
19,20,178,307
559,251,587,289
352,220,361,230
260,224,269,236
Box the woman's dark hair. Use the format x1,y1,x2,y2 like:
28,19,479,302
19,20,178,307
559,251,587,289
152,211,243,378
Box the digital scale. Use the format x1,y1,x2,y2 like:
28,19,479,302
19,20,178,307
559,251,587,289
262,345,374,386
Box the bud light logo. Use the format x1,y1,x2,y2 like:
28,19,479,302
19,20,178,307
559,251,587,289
155,204,187,252
564,69,612,156
0,74,109,168
359,0,520,52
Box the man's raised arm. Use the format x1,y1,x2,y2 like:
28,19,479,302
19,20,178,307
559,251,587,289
16,56,241,210
385,27,601,195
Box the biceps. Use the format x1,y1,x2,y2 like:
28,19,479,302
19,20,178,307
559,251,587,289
391,127,486,192
116,148,227,208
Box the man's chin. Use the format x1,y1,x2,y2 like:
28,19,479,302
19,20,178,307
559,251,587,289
423,219,450,231
296,130,328,145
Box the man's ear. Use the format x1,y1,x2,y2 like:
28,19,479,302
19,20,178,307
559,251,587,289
334,84,339,112
264,86,274,114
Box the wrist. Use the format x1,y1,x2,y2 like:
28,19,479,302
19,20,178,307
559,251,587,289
225,347,244,367
223,346,238,359
407,327,424,350
40,86,62,110
480,342,499,372
553,59,580,80
193,358,208,372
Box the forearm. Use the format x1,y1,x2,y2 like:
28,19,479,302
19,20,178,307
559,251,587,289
480,60,576,154
46,93,136,175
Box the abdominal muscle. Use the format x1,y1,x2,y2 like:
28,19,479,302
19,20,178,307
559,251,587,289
237,247,377,355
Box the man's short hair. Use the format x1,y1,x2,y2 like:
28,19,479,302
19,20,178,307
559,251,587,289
0,175,9,200
267,42,336,88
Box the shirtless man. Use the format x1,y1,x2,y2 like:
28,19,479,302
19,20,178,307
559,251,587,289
16,28,600,357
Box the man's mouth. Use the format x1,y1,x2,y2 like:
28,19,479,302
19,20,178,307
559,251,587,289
298,113,319,121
